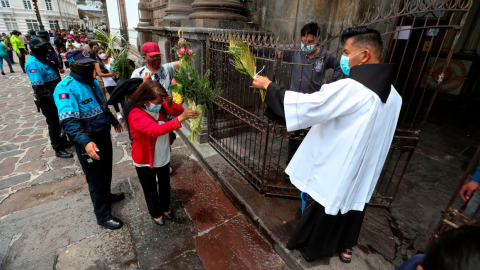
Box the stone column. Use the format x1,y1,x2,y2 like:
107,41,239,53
138,0,152,27
164,0,194,21
189,0,247,22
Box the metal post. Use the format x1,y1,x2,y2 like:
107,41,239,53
32,0,45,31
56,0,65,29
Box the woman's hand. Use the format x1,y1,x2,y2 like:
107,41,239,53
112,72,117,77
178,108,199,123
178,38,186,47
114,123,123,133
143,72,151,82
164,94,173,106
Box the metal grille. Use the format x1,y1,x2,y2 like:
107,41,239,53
207,0,474,205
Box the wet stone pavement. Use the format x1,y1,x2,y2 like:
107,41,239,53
0,56,288,269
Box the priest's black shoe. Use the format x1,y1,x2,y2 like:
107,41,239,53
164,211,174,220
56,150,73,158
110,192,125,203
153,217,165,226
300,248,315,262
97,217,123,230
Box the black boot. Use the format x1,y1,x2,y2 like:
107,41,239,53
56,150,73,158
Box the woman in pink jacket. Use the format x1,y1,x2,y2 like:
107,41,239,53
125,80,198,226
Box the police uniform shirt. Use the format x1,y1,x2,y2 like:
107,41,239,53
54,76,117,147
131,62,175,95
25,55,60,95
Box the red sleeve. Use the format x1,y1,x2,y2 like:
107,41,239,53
129,109,182,137
162,101,184,117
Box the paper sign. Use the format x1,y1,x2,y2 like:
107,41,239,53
394,26,412,40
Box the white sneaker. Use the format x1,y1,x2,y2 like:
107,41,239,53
117,112,123,120
169,167,173,174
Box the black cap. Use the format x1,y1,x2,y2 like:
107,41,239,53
29,37,47,47
38,30,49,37
65,49,97,64
107,78,144,105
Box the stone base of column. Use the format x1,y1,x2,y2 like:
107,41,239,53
181,19,246,29
189,0,247,22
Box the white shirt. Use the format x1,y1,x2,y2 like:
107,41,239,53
101,58,117,87
131,62,176,95
133,109,170,168
284,78,402,215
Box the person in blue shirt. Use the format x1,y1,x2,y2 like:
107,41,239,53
25,38,73,158
54,49,125,230
459,161,480,219
37,30,64,75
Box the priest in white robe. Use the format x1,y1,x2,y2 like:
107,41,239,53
253,26,402,263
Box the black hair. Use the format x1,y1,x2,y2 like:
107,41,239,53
128,59,135,68
124,80,168,130
301,22,320,37
422,226,480,270
341,26,383,57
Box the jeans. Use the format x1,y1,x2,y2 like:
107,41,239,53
0,54,12,71
74,130,114,222
135,163,171,219
465,187,480,219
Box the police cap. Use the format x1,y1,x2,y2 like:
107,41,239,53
29,37,47,47
65,49,97,64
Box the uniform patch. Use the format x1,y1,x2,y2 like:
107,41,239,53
59,93,69,99
81,98,93,105
82,50,90,58
30,69,37,73
160,73,166,80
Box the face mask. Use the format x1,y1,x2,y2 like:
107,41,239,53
70,64,95,79
301,44,316,54
147,59,161,69
340,50,364,76
31,45,49,61
99,53,107,60
145,101,162,113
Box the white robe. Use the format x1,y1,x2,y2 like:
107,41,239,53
284,78,402,215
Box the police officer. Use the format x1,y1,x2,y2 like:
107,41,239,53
37,30,64,75
25,38,73,158
54,49,125,230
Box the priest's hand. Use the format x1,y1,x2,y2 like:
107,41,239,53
252,75,272,90
460,181,479,202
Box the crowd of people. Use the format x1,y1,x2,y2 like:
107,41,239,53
2,22,480,268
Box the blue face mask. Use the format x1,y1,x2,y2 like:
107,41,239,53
145,102,162,113
340,50,364,76
301,44,316,54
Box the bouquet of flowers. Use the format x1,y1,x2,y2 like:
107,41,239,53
227,33,266,101
169,31,222,142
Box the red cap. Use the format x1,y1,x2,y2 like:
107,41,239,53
142,42,162,56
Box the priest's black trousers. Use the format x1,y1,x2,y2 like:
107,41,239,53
286,195,366,260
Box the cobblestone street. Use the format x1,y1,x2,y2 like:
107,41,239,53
0,55,288,269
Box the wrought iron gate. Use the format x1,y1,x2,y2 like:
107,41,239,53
207,0,474,206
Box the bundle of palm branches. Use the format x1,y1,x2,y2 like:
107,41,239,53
227,33,266,102
93,29,131,81
93,29,126,58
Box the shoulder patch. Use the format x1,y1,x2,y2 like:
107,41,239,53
30,69,37,73
59,93,69,100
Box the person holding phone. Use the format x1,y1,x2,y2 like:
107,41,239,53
124,80,198,226
54,49,125,230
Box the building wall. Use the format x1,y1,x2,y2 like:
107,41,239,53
0,0,81,33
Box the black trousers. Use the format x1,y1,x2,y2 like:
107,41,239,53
40,96,70,151
135,163,171,219
7,51,15,64
17,48,26,73
75,130,113,223
106,86,120,113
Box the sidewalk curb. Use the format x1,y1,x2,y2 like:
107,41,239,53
176,126,303,270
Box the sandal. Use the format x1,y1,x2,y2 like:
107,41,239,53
338,249,352,264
